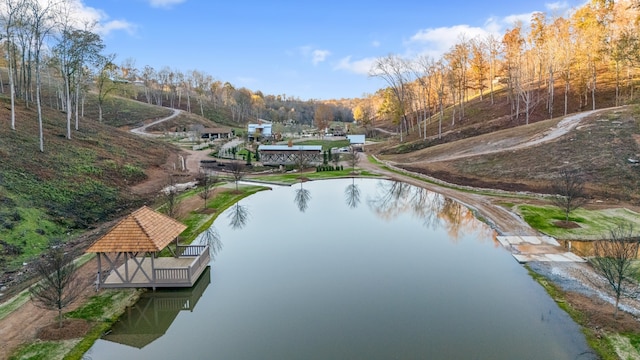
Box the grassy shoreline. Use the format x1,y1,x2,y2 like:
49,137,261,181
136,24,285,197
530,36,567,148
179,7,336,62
7,166,640,359
7,183,266,360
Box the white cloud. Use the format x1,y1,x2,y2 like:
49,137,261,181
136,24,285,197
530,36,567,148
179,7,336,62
407,24,491,58
545,1,569,11
545,1,584,17
334,56,377,75
49,0,136,36
96,20,137,36
371,40,381,48
298,46,331,65
503,12,537,26
148,0,187,9
404,11,543,59
312,49,331,65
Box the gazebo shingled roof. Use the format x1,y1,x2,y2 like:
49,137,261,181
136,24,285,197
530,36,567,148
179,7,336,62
86,206,187,253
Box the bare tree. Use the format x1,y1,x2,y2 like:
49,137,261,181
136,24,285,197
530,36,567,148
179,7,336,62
163,175,181,218
346,146,360,173
370,54,411,141
28,0,57,152
29,241,83,328
1,0,26,131
411,55,436,140
590,223,640,318
228,161,245,192
550,169,587,223
197,171,218,209
293,152,309,173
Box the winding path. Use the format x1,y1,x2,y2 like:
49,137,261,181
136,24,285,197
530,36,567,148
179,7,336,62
130,108,182,136
418,109,604,164
362,109,614,236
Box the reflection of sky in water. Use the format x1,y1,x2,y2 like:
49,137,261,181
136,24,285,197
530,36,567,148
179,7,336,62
87,179,592,360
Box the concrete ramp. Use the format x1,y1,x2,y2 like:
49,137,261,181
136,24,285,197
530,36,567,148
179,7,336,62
496,236,586,263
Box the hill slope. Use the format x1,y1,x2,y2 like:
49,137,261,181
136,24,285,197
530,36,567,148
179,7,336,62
0,94,183,272
374,105,640,205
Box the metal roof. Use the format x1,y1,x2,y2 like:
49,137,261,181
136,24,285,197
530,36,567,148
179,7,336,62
347,134,366,144
258,145,322,151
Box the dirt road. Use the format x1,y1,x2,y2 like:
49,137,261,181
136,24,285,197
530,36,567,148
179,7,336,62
130,108,182,137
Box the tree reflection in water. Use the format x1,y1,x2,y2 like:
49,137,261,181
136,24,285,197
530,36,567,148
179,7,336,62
227,202,250,230
294,181,311,212
200,226,223,260
344,177,361,209
367,180,493,242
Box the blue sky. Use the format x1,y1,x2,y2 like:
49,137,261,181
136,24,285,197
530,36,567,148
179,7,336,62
79,0,586,100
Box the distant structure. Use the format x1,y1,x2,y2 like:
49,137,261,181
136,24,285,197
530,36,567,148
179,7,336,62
347,134,366,152
248,120,272,141
258,144,322,166
201,127,232,140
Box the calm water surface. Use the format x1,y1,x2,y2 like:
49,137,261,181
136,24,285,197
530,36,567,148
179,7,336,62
86,179,594,360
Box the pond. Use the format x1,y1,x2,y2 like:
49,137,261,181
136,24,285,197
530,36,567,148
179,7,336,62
86,178,594,360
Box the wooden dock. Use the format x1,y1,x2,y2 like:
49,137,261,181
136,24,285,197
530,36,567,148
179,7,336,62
98,245,210,289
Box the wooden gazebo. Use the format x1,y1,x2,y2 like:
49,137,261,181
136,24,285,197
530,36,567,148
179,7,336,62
87,206,210,290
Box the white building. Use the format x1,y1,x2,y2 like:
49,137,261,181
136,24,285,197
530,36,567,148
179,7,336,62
248,121,272,141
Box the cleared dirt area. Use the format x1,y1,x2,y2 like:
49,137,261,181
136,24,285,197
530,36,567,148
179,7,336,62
0,258,99,360
380,106,640,205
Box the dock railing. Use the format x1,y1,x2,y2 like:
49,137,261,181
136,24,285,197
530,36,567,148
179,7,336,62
154,245,210,285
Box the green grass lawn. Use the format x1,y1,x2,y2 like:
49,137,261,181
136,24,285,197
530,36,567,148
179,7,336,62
251,169,379,184
516,205,640,239
293,139,350,150
180,184,268,243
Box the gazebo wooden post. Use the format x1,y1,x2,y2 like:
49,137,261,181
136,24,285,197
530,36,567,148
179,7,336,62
96,253,102,290
151,255,156,291
124,252,129,283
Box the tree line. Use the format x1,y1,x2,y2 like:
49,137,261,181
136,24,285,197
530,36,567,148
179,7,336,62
357,0,640,141
0,0,355,153
7,0,637,151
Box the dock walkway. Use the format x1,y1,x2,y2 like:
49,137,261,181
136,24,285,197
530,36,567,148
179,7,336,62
497,235,586,263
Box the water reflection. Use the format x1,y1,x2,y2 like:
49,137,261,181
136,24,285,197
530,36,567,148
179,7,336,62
294,181,311,212
87,179,592,360
367,180,493,242
344,177,361,209
200,226,223,260
101,267,211,349
227,202,250,230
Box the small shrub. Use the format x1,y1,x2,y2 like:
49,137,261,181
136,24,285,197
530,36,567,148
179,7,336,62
120,164,146,182
102,159,118,170
11,211,21,222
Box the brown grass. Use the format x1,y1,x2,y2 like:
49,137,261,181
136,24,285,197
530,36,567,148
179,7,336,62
376,105,640,205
